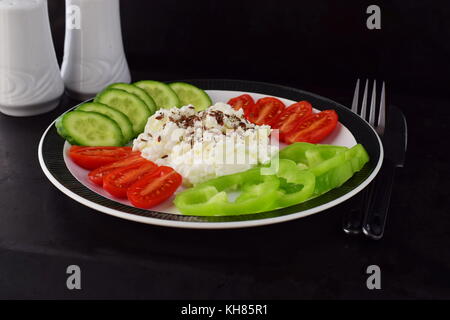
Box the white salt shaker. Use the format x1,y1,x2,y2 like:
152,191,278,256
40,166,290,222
0,0,64,117
61,0,131,100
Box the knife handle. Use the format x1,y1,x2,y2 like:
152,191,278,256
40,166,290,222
362,159,396,240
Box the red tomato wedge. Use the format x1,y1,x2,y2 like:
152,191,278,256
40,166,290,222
247,97,285,125
88,153,145,186
284,110,339,144
227,94,255,117
271,101,313,141
127,166,182,209
69,146,133,170
103,161,158,198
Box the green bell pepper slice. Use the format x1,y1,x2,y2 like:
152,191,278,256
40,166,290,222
279,142,370,196
278,142,348,168
273,159,316,208
175,142,370,216
309,144,370,195
174,169,280,216
344,143,370,172
174,159,317,215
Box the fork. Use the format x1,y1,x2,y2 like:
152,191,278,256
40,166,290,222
342,79,385,236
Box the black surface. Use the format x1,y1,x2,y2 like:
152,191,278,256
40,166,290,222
1,82,449,299
1,0,450,299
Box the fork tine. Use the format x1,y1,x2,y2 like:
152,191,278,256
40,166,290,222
369,80,377,126
377,81,386,134
351,79,360,113
360,79,369,120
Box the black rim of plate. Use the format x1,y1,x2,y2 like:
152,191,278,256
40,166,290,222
41,79,381,223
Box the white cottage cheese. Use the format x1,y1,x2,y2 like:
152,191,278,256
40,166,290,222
133,103,278,186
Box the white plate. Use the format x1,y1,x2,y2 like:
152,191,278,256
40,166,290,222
38,80,383,229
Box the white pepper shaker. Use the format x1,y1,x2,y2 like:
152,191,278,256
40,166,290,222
0,0,64,117
61,0,131,100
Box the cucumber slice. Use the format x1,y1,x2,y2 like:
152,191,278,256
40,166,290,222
134,80,180,109
55,110,123,146
105,83,156,115
95,89,152,136
169,82,212,111
77,102,134,144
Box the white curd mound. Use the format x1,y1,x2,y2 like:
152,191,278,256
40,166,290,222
133,103,279,186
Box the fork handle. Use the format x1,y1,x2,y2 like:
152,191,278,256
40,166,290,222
362,159,396,240
342,184,373,234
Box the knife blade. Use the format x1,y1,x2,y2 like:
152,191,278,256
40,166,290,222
362,105,407,239
382,105,407,167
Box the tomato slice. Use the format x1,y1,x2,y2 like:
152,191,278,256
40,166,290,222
103,161,158,198
271,101,313,141
127,166,182,209
227,94,255,117
247,97,285,125
88,153,145,186
69,146,133,170
284,110,339,144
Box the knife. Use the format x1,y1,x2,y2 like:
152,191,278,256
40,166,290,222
362,105,408,240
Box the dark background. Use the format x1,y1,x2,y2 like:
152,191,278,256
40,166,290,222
48,0,450,98
0,0,449,300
